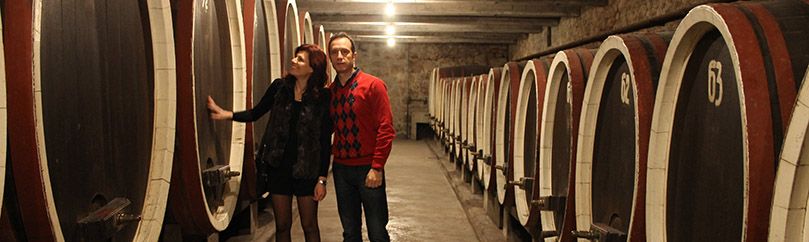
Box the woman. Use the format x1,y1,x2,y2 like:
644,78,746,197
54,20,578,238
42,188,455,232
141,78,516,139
207,44,331,242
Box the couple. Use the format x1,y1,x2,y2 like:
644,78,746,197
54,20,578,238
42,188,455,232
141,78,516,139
208,33,395,242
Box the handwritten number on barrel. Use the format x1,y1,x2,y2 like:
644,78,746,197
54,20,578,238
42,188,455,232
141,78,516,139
708,60,723,107
620,72,631,105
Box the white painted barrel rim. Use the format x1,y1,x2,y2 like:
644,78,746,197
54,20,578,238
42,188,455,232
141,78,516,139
768,65,809,242
495,63,515,205
513,60,538,226
538,51,573,236
482,68,501,190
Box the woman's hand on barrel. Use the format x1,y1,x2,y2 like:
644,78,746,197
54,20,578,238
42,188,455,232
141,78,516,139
207,96,233,120
314,176,327,201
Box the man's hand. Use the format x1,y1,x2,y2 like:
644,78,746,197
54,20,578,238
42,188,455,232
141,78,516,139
365,168,383,188
314,176,327,201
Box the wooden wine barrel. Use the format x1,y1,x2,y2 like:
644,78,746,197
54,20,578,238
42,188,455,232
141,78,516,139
5,1,176,241
537,48,593,242
170,0,247,234
316,25,330,82
429,68,438,135
481,68,502,190
444,78,454,151
769,65,809,242
240,0,282,201
573,33,669,242
512,58,551,230
0,6,8,239
646,2,809,241
442,79,453,150
474,74,490,179
464,76,480,172
459,77,473,166
301,11,314,45
281,0,301,76
450,79,461,162
495,62,525,205
454,77,466,164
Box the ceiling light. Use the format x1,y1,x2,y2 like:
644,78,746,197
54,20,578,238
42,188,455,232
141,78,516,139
387,38,396,47
385,24,395,35
385,2,395,16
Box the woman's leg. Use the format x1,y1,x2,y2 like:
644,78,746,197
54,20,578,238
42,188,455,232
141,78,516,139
272,195,293,242
297,196,321,242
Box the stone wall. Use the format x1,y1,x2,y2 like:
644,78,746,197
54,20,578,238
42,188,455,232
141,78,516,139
355,42,509,137
510,0,716,59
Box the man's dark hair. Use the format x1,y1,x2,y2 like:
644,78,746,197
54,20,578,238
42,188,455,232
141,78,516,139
328,32,357,53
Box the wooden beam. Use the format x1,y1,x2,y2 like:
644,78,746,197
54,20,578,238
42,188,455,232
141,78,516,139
354,35,514,44
320,21,545,34
344,31,524,39
311,14,559,26
298,1,582,18
301,0,606,7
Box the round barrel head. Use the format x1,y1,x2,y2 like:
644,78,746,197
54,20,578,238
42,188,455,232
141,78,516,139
39,1,153,240
666,30,743,242
590,55,635,233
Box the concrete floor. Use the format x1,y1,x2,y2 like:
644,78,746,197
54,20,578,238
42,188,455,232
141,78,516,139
229,139,485,242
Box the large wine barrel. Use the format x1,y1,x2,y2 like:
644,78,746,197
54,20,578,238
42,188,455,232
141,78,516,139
429,68,439,135
0,5,8,237
646,2,809,241
481,68,502,190
537,48,593,242
5,1,176,241
454,77,466,164
170,0,247,234
573,34,669,242
449,79,460,162
316,25,330,82
512,58,551,230
301,11,314,44
459,77,473,165
241,0,282,201
474,74,490,179
495,62,525,205
444,78,454,151
465,75,480,172
281,0,301,76
769,65,809,241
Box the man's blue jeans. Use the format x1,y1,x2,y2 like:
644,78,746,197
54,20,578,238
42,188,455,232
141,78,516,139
333,163,390,242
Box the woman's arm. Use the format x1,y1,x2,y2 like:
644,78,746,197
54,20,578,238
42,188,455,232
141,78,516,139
231,80,281,122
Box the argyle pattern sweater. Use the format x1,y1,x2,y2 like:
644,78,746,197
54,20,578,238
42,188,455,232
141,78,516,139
329,69,395,169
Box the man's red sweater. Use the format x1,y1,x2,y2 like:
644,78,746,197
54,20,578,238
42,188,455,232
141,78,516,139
329,69,395,169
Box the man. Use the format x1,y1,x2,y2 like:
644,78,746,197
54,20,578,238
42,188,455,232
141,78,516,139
327,32,395,242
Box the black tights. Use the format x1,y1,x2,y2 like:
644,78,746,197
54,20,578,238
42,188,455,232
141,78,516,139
272,194,320,242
